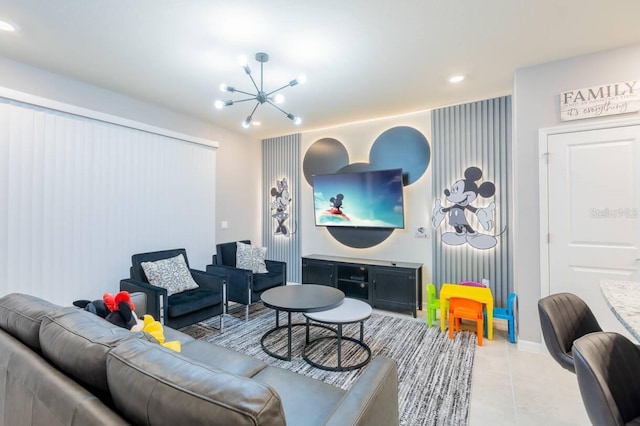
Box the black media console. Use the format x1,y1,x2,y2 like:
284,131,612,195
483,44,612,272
301,254,423,317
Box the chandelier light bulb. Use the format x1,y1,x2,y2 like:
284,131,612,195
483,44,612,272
0,21,17,32
214,100,225,109
274,94,285,104
220,83,228,92
294,117,302,125
242,116,252,128
297,74,307,85
238,55,248,67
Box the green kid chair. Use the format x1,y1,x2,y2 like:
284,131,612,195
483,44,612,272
426,283,440,327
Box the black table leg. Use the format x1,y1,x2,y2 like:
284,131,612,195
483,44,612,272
302,319,371,372
261,311,334,362
337,324,343,368
287,311,292,360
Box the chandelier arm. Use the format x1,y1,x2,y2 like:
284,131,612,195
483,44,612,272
248,101,260,119
230,96,259,104
246,72,260,93
230,88,257,97
266,101,293,117
265,84,292,97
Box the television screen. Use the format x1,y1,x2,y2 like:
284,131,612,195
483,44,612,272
312,168,405,229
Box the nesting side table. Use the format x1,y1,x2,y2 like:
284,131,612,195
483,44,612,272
302,298,372,371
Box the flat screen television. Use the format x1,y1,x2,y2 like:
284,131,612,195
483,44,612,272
312,168,405,229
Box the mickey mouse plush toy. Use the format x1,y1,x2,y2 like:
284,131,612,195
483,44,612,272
432,166,497,249
74,291,141,330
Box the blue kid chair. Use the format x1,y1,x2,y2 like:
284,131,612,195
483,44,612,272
493,293,518,343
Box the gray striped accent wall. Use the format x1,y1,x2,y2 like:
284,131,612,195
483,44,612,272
431,96,513,308
262,134,302,283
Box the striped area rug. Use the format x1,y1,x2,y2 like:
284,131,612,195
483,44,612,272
181,305,476,426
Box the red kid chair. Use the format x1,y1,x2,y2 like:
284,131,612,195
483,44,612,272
449,297,484,346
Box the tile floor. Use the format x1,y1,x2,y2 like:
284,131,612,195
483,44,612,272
382,308,590,425
467,322,589,426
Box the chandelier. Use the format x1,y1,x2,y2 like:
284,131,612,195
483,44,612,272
215,52,306,128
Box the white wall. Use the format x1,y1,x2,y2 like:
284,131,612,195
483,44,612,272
300,111,432,287
215,133,262,246
513,44,640,344
0,56,261,294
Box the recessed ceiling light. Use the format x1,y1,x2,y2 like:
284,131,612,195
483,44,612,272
448,74,465,84
0,20,17,32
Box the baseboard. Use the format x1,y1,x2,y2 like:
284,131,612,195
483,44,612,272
516,339,544,353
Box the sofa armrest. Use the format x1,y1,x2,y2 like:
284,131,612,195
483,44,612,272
324,356,399,426
120,278,167,323
130,292,148,317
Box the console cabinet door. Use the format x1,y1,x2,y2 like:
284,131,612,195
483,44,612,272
371,267,417,317
301,258,335,287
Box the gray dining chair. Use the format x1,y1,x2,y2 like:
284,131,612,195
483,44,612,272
573,332,640,425
538,292,602,373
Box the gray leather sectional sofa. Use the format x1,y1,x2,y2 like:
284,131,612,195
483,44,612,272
0,293,399,426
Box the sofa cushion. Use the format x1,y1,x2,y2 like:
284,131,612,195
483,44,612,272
0,293,62,350
236,241,269,273
0,329,129,426
39,307,153,393
166,287,222,318
180,339,268,377
141,253,199,296
107,339,286,426
163,325,195,345
253,366,346,426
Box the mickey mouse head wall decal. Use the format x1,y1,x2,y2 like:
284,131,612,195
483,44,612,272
303,126,430,248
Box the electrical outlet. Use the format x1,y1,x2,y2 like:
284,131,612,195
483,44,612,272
220,221,228,230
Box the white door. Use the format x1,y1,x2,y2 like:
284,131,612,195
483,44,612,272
546,125,640,336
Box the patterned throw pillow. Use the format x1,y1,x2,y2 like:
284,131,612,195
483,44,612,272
236,241,268,274
141,254,199,296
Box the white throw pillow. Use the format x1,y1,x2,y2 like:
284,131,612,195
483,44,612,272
141,254,199,296
236,242,268,274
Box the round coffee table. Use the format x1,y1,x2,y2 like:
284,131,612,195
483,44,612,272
260,284,344,361
302,298,372,371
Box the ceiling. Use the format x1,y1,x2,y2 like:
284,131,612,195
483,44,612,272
1,1,640,139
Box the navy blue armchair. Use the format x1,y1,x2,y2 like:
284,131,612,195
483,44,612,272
120,248,226,330
206,240,286,321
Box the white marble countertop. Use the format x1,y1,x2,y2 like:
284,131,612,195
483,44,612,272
600,280,640,342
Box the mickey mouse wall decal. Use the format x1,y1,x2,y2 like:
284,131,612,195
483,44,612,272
432,166,498,249
270,177,294,236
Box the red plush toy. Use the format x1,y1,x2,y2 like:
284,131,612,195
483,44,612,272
103,291,140,330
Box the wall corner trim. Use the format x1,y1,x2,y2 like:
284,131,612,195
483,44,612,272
0,86,219,148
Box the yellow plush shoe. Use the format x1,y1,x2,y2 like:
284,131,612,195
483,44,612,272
140,314,180,352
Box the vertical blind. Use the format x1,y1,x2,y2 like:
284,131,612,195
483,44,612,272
262,134,301,283
0,98,217,305
431,96,513,307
